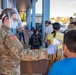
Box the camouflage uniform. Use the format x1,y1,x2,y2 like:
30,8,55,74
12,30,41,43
0,25,48,75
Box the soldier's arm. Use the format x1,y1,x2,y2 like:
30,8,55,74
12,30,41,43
2,31,48,61
2,31,26,60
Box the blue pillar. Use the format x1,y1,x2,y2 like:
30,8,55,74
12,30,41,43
2,0,9,9
32,0,36,29
26,11,29,29
26,12,28,28
42,0,50,40
28,8,31,30
13,0,16,7
27,8,31,30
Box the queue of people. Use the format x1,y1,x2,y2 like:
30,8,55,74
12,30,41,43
0,8,48,75
28,19,76,75
48,17,76,75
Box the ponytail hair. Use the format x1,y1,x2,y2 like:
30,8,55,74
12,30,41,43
52,22,60,38
52,30,56,38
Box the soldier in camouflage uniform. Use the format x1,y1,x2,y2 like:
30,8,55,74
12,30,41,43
0,8,48,75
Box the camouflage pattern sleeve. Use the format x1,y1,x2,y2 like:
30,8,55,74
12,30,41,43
21,49,48,61
2,30,25,60
2,30,48,61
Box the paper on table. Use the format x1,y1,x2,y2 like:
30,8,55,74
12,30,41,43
53,38,62,45
47,44,58,54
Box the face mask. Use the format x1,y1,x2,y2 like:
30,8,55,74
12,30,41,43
9,21,18,28
8,22,12,28
62,48,67,58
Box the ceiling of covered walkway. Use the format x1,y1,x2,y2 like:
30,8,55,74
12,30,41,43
15,0,37,13
16,0,31,12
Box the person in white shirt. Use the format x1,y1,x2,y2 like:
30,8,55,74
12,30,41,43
45,21,53,34
44,21,53,48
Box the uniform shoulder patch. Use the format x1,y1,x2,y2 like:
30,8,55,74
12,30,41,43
9,35,16,40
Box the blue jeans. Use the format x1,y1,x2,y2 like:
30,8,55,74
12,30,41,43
45,43,48,48
32,45,40,49
11,28,17,35
19,32,26,44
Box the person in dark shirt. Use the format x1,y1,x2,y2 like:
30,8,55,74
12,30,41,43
30,29,41,49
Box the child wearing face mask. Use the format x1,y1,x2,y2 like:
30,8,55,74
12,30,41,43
30,29,41,50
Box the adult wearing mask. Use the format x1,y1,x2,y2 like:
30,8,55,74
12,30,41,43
69,22,76,30
68,17,76,29
66,22,76,33
0,8,48,75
